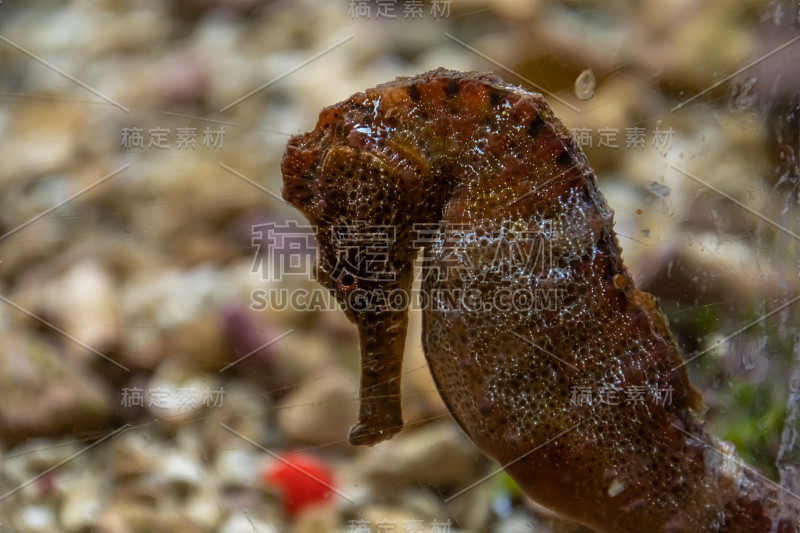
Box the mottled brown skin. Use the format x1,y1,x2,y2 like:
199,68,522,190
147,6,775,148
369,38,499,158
281,69,800,532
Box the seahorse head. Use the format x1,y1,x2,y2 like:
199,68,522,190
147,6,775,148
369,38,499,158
281,88,430,444
281,107,420,322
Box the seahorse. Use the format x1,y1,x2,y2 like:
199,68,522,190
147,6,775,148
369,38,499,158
281,68,800,532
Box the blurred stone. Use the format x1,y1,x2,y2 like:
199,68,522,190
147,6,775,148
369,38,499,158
60,259,120,360
215,446,260,487
267,332,338,394
496,511,545,533
0,101,83,185
639,231,797,306
274,367,358,447
294,504,338,533
2,437,81,501
220,305,285,388
0,331,111,445
107,430,163,480
219,511,280,533
14,505,59,533
94,502,208,533
59,474,103,532
155,49,210,106
200,380,272,456
574,69,596,101
165,311,229,370
353,423,482,489
145,356,221,425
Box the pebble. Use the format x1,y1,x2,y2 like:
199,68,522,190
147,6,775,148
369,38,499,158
219,511,280,533
59,475,103,532
17,505,58,533
0,331,111,444
274,367,358,447
353,423,483,488
574,69,596,100
215,446,261,487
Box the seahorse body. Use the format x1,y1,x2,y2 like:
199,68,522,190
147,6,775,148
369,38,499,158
281,68,799,532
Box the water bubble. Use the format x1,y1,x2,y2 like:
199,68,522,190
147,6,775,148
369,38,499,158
574,69,596,100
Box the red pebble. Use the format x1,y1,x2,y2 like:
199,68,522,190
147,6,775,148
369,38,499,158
261,452,335,517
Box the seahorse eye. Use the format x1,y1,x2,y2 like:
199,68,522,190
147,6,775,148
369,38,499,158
337,271,358,291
